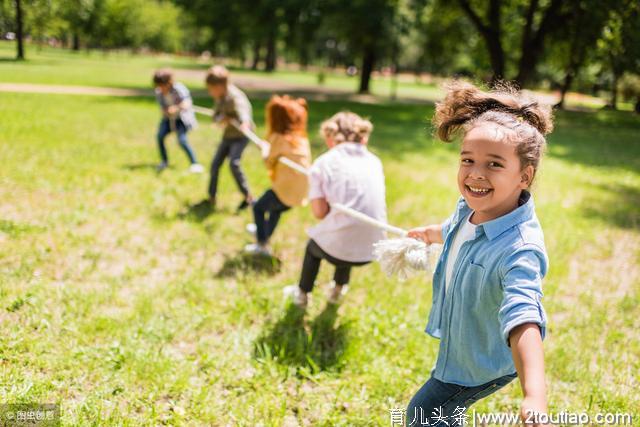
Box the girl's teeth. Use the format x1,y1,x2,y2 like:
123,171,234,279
469,186,490,193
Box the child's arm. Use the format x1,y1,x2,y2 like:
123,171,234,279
510,323,548,426
407,224,444,244
170,84,192,115
500,247,549,426
234,93,253,131
263,136,281,163
310,198,330,219
177,98,192,111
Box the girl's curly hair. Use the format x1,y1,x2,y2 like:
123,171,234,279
434,80,554,181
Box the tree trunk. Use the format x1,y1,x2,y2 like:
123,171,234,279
486,31,505,84
264,30,276,72
609,72,619,110
359,47,376,94
72,32,80,51
299,45,310,70
250,41,261,70
457,0,505,83
555,71,574,110
515,0,564,87
15,0,25,60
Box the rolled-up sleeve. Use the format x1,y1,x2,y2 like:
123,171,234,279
499,246,548,345
234,92,253,125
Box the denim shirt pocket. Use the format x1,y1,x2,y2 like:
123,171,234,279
463,260,487,306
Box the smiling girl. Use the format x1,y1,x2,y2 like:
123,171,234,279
406,81,554,426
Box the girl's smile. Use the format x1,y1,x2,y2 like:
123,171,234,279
465,184,493,197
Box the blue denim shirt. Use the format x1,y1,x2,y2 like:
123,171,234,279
426,191,548,386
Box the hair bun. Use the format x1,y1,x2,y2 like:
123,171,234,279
434,80,553,141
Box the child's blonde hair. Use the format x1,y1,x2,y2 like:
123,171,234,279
205,65,229,86
434,80,554,183
320,111,373,144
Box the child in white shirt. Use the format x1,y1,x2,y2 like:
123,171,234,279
284,112,387,308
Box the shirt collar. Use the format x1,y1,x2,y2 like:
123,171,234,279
335,142,367,153
454,191,535,241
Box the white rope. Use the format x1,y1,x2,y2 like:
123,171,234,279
193,105,437,275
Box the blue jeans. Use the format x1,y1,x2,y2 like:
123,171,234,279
252,189,290,244
157,118,197,164
406,372,517,426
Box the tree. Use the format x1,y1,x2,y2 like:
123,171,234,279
553,0,614,109
15,0,24,59
58,0,104,50
597,0,640,109
323,0,400,93
456,0,566,87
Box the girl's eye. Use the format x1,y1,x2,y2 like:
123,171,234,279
489,161,503,168
461,158,473,164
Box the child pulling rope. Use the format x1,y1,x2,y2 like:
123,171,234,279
193,105,439,278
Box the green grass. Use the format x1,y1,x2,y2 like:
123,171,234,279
1,49,640,426
0,41,444,101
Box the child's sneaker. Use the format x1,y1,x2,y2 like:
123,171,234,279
245,223,257,237
327,282,348,305
236,196,254,212
244,243,271,256
189,163,205,173
156,162,168,172
283,285,308,308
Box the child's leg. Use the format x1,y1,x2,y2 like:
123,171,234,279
227,138,251,198
333,265,353,287
156,119,171,164
298,240,325,293
264,192,290,242
406,373,517,426
175,120,198,164
322,254,369,287
252,191,271,244
208,139,231,200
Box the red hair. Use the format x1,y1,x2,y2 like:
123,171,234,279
266,95,308,138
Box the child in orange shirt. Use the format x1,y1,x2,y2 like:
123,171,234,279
245,96,312,256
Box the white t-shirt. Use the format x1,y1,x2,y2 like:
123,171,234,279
307,142,387,263
445,213,477,293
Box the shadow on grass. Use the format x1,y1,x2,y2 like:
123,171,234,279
121,162,159,171
549,110,640,173
177,199,217,222
581,182,640,230
216,251,282,277
253,303,348,372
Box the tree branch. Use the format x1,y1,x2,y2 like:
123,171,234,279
458,0,489,35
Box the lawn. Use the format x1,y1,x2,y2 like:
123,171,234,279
0,41,444,102
1,48,639,426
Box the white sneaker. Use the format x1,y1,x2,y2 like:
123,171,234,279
244,243,271,256
189,163,205,174
327,282,348,305
245,223,257,237
283,285,308,308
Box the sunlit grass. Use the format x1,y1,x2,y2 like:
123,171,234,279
0,55,639,425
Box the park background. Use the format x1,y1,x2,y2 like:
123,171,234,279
1,0,639,425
